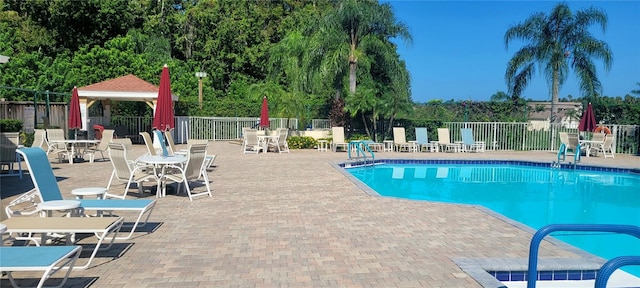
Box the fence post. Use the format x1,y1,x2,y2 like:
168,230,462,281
522,123,526,150
493,123,497,151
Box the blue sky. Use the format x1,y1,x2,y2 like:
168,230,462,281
386,1,640,103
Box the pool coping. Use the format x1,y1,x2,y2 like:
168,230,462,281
331,158,633,287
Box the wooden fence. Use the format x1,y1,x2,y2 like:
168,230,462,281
0,101,68,132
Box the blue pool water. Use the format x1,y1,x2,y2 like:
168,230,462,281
346,162,640,276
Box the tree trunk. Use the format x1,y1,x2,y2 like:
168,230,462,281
349,60,357,95
551,68,560,124
372,111,378,142
361,112,371,139
386,114,396,141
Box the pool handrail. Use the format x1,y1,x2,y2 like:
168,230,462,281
526,223,640,288
348,141,375,165
594,256,640,288
557,142,581,164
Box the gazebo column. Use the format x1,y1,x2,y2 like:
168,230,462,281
103,100,112,126
79,98,88,131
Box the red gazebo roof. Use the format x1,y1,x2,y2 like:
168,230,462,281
79,74,158,93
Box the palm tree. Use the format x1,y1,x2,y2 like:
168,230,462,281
490,91,511,102
320,0,412,97
504,3,613,123
631,82,640,96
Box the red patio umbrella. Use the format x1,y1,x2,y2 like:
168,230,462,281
152,64,175,132
578,103,597,132
259,96,270,128
68,86,82,139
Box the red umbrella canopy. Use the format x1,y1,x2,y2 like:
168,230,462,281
578,103,597,132
259,96,270,128
68,86,82,130
152,65,175,131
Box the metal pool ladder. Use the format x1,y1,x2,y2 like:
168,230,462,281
526,224,640,288
348,141,375,166
556,143,581,167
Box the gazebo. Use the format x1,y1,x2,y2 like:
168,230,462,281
76,74,178,131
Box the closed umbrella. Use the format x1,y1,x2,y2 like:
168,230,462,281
578,103,597,133
152,64,174,156
152,64,175,132
259,96,269,128
68,86,82,139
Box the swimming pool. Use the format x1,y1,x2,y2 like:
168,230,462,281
345,160,640,277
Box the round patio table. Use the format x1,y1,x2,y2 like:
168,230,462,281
38,200,81,217
71,187,107,199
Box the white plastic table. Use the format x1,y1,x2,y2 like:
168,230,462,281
49,139,99,164
71,187,107,216
257,135,279,152
383,140,394,152
317,140,329,152
137,155,188,197
579,140,602,157
37,200,81,217
71,187,107,199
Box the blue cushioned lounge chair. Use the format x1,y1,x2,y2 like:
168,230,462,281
0,246,82,288
415,127,438,152
460,128,485,152
16,147,156,240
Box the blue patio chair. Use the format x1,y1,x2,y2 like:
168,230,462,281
460,128,485,152
15,147,157,240
414,127,438,152
0,246,82,288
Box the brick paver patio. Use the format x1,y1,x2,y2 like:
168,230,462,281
1,141,638,287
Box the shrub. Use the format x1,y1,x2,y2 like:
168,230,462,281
0,119,23,132
347,134,371,141
22,132,34,147
287,136,317,149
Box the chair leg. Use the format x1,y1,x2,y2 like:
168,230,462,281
203,173,212,197
106,171,116,190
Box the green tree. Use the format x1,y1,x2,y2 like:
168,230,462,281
320,0,411,97
310,0,412,137
631,82,640,96
504,2,613,123
490,91,510,102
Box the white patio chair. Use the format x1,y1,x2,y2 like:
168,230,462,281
330,127,348,152
243,129,262,154
163,143,212,201
437,128,461,152
45,128,71,162
392,127,416,152
106,142,155,199
188,139,216,170
594,135,615,158
32,129,49,152
0,131,22,177
85,129,114,162
165,130,179,155
269,128,290,153
139,131,157,156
